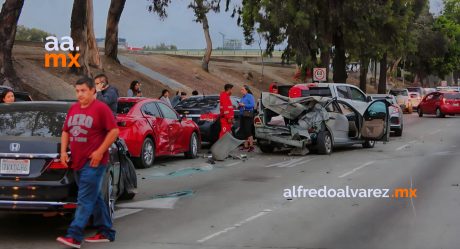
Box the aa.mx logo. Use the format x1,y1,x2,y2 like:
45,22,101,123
44,36,80,68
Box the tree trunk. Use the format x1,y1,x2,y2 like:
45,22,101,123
105,0,126,62
359,57,369,93
378,52,387,94
201,12,212,72
70,0,90,76
0,0,24,87
86,0,102,69
332,28,347,83
320,47,330,82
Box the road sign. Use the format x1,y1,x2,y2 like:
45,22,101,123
313,68,327,82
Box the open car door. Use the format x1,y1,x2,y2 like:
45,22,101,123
361,100,390,141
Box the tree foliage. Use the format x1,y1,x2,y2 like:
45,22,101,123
15,25,53,42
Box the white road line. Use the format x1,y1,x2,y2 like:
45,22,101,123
338,161,375,178
285,158,317,168
395,144,410,151
117,197,179,209
408,140,418,144
197,210,272,243
114,208,143,219
226,162,242,167
265,157,305,168
429,129,441,135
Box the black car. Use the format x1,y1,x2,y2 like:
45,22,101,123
0,102,136,218
0,86,32,102
175,95,241,144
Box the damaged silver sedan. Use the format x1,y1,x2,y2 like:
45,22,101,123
254,93,391,155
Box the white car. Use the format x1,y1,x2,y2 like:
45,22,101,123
279,83,372,114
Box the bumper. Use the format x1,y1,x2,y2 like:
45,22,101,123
255,126,312,148
441,105,460,115
390,116,402,129
0,200,77,212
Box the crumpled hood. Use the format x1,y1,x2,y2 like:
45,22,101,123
261,92,330,120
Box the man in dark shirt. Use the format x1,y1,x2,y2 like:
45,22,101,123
56,77,119,248
94,74,119,116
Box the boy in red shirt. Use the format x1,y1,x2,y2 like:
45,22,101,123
219,84,234,138
57,77,119,248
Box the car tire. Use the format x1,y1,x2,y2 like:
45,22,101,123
362,140,376,148
394,125,403,137
102,172,116,221
436,108,445,118
317,130,333,155
418,108,423,117
259,145,275,153
135,138,155,169
185,132,199,159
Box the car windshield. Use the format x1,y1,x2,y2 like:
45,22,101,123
372,96,396,105
0,110,67,137
175,97,219,109
444,93,460,99
407,87,420,93
117,101,137,114
304,87,332,97
389,90,408,96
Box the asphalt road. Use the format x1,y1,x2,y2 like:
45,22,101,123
1,113,460,249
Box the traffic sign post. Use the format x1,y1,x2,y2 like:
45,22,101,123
313,68,327,82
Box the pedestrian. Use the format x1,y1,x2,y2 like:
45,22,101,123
219,84,234,138
94,74,119,116
159,89,172,107
238,85,256,152
269,82,278,94
127,80,142,97
0,89,15,103
192,90,199,96
56,77,119,248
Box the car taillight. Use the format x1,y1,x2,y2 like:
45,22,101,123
47,159,68,170
63,203,77,209
200,113,219,122
117,120,135,127
254,116,263,126
391,105,400,114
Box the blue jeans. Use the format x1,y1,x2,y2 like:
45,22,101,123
67,162,116,242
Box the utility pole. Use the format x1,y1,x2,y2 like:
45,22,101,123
218,32,225,50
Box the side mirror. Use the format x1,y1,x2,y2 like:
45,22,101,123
366,96,373,102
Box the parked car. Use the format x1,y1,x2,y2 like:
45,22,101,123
370,94,403,136
254,93,390,155
388,88,413,113
0,102,136,218
407,87,426,98
117,97,200,168
424,88,437,95
409,92,422,110
418,91,460,118
278,83,372,113
174,95,241,144
0,86,32,102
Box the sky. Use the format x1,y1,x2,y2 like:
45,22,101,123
3,0,445,49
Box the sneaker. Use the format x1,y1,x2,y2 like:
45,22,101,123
84,233,111,243
56,237,81,249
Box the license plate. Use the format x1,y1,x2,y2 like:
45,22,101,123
0,159,30,175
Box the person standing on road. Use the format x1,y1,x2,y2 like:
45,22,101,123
171,92,187,107
238,85,256,151
94,74,119,116
127,80,142,97
192,90,199,96
0,89,15,103
219,84,234,138
159,89,173,107
56,77,119,248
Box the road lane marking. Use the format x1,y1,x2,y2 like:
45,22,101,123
408,140,418,144
338,161,375,178
117,197,179,209
114,208,143,219
429,129,441,135
266,157,305,168
285,157,317,168
226,162,242,167
197,209,272,243
396,144,410,151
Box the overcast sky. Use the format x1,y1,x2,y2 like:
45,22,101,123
4,0,445,49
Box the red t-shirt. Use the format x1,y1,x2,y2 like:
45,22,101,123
62,99,117,170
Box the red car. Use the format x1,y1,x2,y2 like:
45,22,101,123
117,98,201,168
418,91,460,118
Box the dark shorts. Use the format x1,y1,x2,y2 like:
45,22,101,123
238,116,254,140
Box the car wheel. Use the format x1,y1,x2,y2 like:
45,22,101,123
317,131,333,155
185,132,199,159
362,140,376,148
418,108,423,117
103,173,116,221
259,144,275,153
135,138,155,168
436,108,445,118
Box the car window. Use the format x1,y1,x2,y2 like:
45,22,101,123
231,97,240,109
338,102,354,115
157,102,179,120
389,90,408,97
432,94,441,100
444,93,460,99
175,97,219,109
142,102,161,117
337,86,350,99
0,110,67,137
350,87,367,102
425,94,434,101
117,102,136,114
366,101,387,119
325,102,340,113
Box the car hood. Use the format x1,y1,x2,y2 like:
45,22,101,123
261,92,330,120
